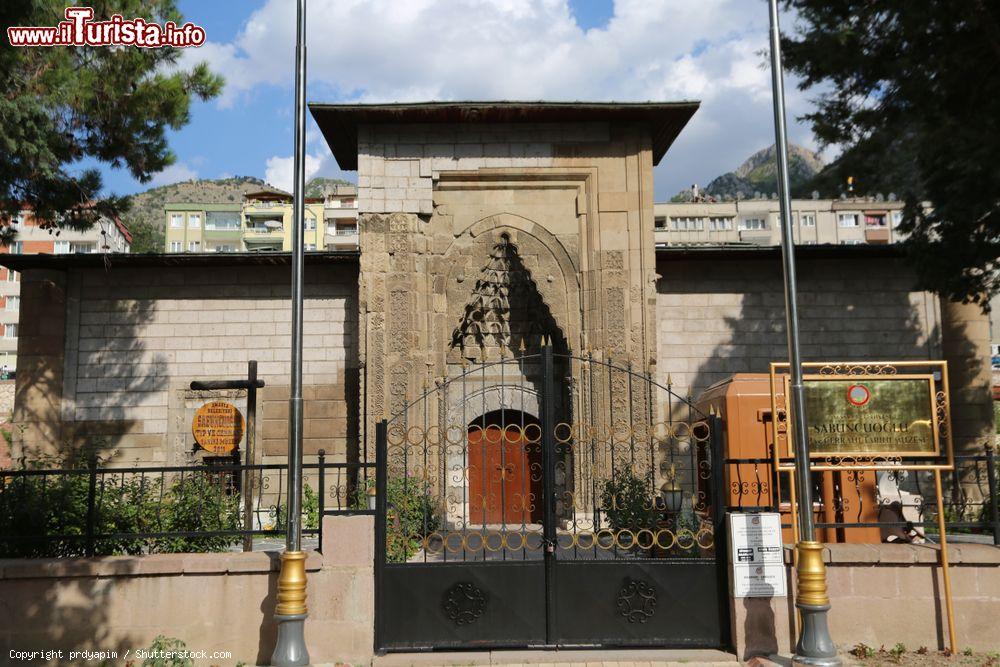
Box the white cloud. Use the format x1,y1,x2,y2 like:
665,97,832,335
194,0,821,196
148,162,198,187
264,151,328,192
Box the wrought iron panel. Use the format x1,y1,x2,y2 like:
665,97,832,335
551,561,725,647
378,562,546,650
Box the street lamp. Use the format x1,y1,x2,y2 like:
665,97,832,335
271,0,309,664
766,1,840,664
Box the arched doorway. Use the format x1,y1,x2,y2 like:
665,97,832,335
467,409,543,525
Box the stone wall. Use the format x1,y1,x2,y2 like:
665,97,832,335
733,542,1000,660
656,253,994,452
0,516,374,666
12,261,359,466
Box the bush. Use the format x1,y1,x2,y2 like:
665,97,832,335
354,475,439,563
0,461,241,557
269,483,320,532
600,469,658,536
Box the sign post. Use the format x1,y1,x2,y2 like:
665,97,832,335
190,360,265,553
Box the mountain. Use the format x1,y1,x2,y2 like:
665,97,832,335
672,144,825,202
122,176,353,252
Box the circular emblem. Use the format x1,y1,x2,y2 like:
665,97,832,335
442,582,488,626
192,401,245,455
847,384,871,407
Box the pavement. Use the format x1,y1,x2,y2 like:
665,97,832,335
361,649,741,666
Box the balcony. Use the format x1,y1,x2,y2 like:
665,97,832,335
865,227,891,243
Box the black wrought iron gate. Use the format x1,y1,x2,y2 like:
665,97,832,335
374,345,729,651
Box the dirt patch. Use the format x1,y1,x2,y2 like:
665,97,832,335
846,643,1000,666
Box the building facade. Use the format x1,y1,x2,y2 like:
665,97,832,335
654,197,908,246
0,211,130,373
164,185,359,253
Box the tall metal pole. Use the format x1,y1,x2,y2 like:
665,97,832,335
767,2,839,664
271,0,309,663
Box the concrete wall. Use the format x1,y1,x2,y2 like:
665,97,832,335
0,515,374,666
12,262,359,466
733,542,1000,660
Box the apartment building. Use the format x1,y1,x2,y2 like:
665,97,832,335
0,210,131,372
164,185,359,253
653,197,907,247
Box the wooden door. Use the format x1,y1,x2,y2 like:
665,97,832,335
468,424,540,525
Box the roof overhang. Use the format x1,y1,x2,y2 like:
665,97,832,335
309,101,700,170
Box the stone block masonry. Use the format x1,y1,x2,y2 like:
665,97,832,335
13,262,360,466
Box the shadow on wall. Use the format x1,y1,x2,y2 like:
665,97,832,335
12,270,166,464
1,560,140,659
656,257,941,402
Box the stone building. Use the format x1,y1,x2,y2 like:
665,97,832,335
3,102,993,471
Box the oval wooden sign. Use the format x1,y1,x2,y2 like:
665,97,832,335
192,401,245,455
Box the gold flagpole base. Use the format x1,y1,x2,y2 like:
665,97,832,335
792,541,840,667
271,550,309,666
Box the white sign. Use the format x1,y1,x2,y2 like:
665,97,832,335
729,512,787,598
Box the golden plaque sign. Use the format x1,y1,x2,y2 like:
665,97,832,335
789,375,938,457
192,401,245,455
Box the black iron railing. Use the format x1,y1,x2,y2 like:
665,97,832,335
0,452,374,558
724,446,1000,545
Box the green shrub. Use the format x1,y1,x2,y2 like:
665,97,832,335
141,635,193,667
600,469,658,537
270,483,320,531
0,463,241,557
354,475,439,563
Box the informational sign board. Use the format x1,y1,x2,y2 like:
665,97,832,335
791,375,938,457
729,512,787,598
192,401,245,455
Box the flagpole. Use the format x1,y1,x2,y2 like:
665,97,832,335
766,1,840,664
271,0,309,663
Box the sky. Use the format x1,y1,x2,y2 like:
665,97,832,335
94,0,822,201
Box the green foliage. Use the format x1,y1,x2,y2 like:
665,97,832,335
0,1,222,242
600,470,657,535
850,643,876,660
141,635,193,667
354,476,439,563
780,1,1000,306
0,460,240,557
123,214,166,254
889,642,906,661
270,483,320,532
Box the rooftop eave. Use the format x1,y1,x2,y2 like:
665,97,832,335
308,100,700,170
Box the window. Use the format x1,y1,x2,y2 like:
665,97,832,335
841,239,864,245
3,324,16,339
6,270,17,283
305,243,316,250
342,198,356,208
709,216,734,231
188,241,200,252
670,216,705,231
891,211,903,228
188,214,201,229
800,214,816,227
305,218,317,231
9,242,22,254
212,244,235,253
71,243,95,253
205,211,240,230
54,240,71,254
169,241,182,253
654,216,668,230
864,214,886,227
739,217,766,231
838,213,859,228
170,214,184,228
336,223,358,235
5,297,18,311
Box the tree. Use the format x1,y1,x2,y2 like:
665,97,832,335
0,1,222,243
780,1,1000,307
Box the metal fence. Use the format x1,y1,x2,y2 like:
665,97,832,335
725,446,1000,545
0,450,374,558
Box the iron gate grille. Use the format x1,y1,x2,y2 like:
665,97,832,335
374,345,729,651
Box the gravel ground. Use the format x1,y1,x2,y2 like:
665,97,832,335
845,645,999,666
